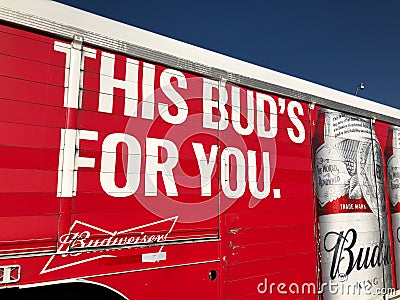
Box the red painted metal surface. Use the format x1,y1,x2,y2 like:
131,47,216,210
0,21,398,299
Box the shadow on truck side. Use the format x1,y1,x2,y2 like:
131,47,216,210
0,282,126,299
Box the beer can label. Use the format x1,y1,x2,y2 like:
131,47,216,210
391,213,400,287
387,126,400,287
320,213,392,299
388,155,400,207
314,109,392,298
393,127,400,150
388,126,400,208
315,110,385,217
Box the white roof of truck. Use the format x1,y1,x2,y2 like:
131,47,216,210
0,0,399,124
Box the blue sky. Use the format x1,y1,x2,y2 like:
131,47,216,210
57,1,400,109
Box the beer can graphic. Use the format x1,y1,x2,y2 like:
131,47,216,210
314,109,392,299
386,126,400,287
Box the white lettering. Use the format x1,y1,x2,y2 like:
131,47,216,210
231,87,254,135
145,138,178,196
159,69,188,124
287,101,306,143
221,147,246,198
100,133,141,197
202,78,228,130
256,93,278,138
99,52,139,116
57,129,98,197
192,143,218,196
141,62,156,119
54,41,96,108
248,150,271,199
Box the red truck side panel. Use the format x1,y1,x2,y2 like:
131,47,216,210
0,21,398,300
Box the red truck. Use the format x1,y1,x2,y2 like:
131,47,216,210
0,1,400,299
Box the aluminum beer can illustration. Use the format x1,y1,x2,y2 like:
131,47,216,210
385,126,400,287
313,108,392,299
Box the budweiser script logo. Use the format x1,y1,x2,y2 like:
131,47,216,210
41,216,178,274
324,228,391,281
